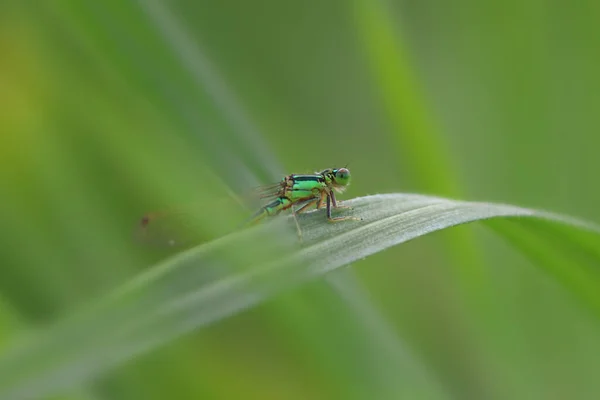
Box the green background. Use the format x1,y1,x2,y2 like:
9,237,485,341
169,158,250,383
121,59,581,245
1,0,600,399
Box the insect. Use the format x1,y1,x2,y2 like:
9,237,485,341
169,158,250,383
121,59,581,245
138,167,359,246
249,167,358,225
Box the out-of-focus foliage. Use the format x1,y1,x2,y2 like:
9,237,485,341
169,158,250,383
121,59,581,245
4,194,600,400
1,0,600,399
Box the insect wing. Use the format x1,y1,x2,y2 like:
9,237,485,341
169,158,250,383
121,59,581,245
248,181,286,200
135,180,288,248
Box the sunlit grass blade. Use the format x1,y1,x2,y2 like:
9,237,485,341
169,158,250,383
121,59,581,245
1,193,599,399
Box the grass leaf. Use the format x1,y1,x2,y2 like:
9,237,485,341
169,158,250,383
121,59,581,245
0,193,599,399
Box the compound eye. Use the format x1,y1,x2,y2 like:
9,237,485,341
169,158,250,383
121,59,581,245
335,168,350,182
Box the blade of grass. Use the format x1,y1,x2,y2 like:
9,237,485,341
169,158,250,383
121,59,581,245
325,270,450,399
351,0,487,320
0,193,599,399
352,0,458,195
136,0,283,182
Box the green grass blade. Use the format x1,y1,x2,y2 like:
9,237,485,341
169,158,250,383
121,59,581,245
0,193,599,399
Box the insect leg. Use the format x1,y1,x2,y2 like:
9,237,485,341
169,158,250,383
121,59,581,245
316,194,326,209
326,193,361,222
330,191,351,210
289,204,303,241
286,191,315,241
295,198,319,214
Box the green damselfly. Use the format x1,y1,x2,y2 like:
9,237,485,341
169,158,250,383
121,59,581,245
138,167,360,245
249,167,357,222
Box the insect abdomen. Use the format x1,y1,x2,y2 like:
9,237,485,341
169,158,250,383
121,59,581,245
248,197,292,223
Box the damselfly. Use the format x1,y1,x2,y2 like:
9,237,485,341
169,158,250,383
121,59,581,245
138,167,360,245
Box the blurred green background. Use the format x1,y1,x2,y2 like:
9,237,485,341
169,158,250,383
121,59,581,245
2,0,600,399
